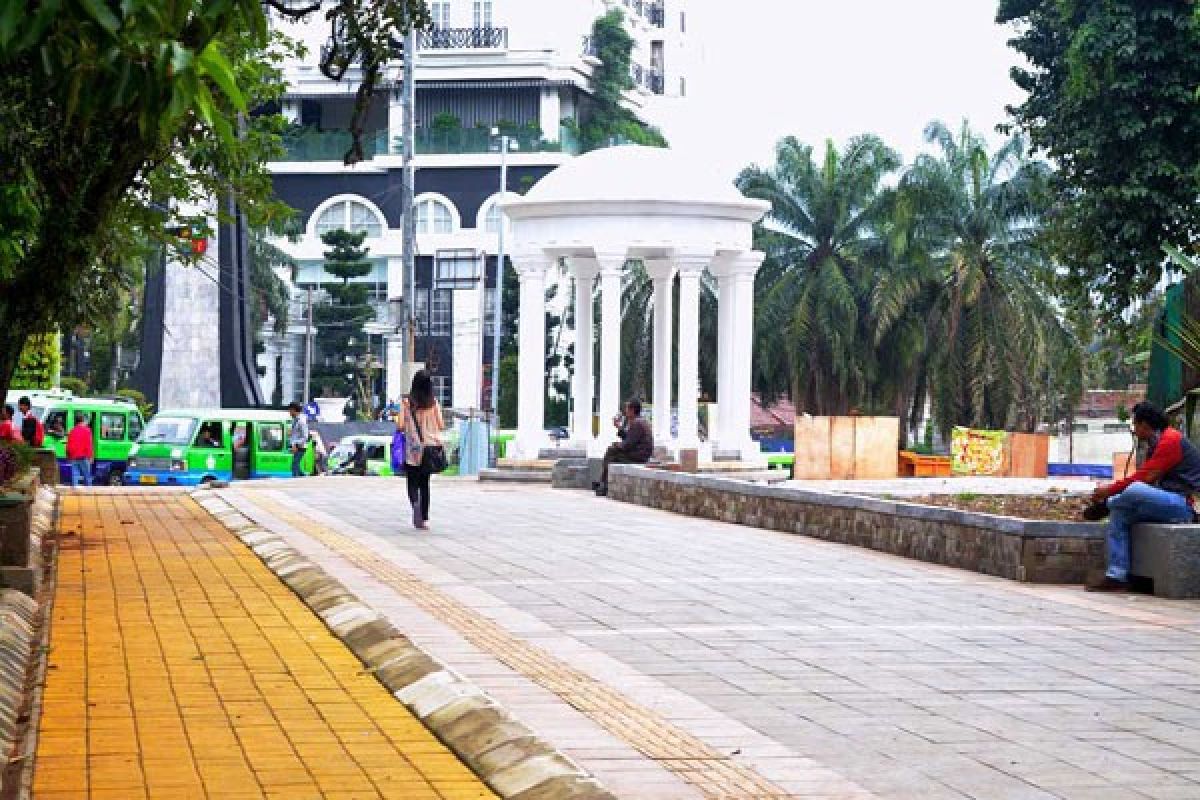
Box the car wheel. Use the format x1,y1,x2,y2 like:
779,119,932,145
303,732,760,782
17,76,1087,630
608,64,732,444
107,471,124,487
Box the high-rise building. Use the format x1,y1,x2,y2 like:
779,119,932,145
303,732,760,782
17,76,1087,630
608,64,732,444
261,0,690,415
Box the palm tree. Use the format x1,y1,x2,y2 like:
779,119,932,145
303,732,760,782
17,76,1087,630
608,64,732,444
737,135,902,415
898,120,1075,433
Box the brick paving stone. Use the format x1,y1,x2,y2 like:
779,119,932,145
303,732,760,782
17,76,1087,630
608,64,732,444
224,480,1200,799
33,492,496,799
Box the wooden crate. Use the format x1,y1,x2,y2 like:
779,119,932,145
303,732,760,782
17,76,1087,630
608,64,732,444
794,416,900,480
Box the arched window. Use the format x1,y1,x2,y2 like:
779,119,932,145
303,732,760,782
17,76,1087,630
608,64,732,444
314,199,384,238
415,198,455,234
476,194,510,234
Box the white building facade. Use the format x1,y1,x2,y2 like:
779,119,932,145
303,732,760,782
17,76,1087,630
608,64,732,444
262,0,691,413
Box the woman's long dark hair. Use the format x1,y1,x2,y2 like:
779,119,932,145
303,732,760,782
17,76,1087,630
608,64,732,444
410,369,436,410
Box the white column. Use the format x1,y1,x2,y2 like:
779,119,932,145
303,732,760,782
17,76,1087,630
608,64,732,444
387,90,403,154
385,334,405,404
728,252,766,457
708,252,737,449
513,253,553,459
596,252,626,445
644,258,677,444
675,253,711,449
539,86,562,143
570,258,599,446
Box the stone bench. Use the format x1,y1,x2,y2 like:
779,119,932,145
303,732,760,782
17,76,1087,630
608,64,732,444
1130,524,1200,598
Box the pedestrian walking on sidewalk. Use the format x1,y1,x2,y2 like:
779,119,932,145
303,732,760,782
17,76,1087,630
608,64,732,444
66,413,94,487
287,402,309,478
401,370,444,530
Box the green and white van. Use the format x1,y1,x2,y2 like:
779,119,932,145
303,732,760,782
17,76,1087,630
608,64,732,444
327,434,396,476
124,408,304,486
36,396,145,485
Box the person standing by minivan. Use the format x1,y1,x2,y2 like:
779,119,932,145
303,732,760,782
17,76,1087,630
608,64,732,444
66,413,94,487
401,370,444,530
287,402,309,478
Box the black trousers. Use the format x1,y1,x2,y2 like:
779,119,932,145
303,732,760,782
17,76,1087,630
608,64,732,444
600,446,643,485
405,465,431,519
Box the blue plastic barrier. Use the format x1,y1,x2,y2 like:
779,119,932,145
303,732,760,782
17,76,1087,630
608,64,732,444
1048,463,1112,479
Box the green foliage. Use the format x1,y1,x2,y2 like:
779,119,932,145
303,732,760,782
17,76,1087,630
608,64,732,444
59,377,88,397
899,121,1075,433
0,0,430,399
11,333,59,390
997,0,1200,312
577,11,667,151
738,134,905,415
116,387,154,420
249,225,296,337
314,229,374,397
740,121,1082,435
497,353,518,428
0,441,35,483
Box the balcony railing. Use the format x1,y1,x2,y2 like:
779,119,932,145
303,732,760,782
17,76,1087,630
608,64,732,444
277,125,583,161
280,129,390,161
419,27,508,49
402,126,581,156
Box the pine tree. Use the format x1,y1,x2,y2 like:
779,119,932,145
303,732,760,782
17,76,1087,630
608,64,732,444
313,229,375,398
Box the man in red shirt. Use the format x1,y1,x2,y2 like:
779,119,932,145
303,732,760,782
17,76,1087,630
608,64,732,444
66,414,94,487
0,405,23,443
1088,402,1200,591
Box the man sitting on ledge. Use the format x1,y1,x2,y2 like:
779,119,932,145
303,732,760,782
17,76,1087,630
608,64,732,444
595,398,654,497
1088,402,1200,592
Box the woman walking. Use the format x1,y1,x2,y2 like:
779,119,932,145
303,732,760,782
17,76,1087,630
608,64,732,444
401,370,444,530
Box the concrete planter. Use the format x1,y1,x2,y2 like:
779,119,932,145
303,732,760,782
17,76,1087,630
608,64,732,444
0,470,49,595
32,448,58,487
609,466,1106,584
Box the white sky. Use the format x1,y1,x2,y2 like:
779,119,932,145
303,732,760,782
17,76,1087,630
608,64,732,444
658,0,1028,180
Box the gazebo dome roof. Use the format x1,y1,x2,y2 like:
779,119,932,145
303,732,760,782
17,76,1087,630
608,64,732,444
519,145,752,208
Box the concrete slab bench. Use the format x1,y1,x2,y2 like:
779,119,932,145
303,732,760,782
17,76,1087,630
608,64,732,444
1130,524,1200,599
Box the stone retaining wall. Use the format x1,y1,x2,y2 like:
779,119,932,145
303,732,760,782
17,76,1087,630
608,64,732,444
610,466,1106,583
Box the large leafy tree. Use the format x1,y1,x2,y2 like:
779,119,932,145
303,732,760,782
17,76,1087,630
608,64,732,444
997,0,1200,311
737,135,903,415
896,121,1078,432
313,229,374,398
0,0,429,400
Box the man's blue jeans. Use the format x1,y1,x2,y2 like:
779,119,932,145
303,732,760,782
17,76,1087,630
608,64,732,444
70,458,92,488
1105,482,1193,580
291,447,305,477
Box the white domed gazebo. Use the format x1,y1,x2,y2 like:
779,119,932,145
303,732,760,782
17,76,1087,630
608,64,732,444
501,145,770,461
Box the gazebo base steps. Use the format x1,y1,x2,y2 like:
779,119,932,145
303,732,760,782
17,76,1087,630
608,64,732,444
479,468,554,484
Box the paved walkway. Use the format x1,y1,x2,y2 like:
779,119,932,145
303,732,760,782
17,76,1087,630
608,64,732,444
225,478,1200,800
34,491,494,799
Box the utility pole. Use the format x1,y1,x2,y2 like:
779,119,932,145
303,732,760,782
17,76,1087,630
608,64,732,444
401,25,417,381
303,286,313,402
489,133,508,416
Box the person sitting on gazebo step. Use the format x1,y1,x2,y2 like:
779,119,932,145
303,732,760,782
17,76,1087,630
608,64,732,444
594,398,654,497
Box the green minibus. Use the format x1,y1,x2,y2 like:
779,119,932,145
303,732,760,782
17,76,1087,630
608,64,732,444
124,408,304,486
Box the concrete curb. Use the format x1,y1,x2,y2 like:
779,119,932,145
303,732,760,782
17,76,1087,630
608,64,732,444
2,487,57,798
193,492,616,800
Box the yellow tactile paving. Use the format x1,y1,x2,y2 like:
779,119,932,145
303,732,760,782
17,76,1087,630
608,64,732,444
243,492,803,800
34,492,496,800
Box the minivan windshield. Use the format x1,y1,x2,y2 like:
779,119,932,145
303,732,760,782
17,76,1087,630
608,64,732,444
139,416,198,445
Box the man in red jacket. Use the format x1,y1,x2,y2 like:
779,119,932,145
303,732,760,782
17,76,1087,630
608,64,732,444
66,414,94,488
1088,402,1200,591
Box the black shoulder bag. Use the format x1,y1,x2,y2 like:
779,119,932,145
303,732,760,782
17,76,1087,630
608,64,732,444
410,403,448,474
